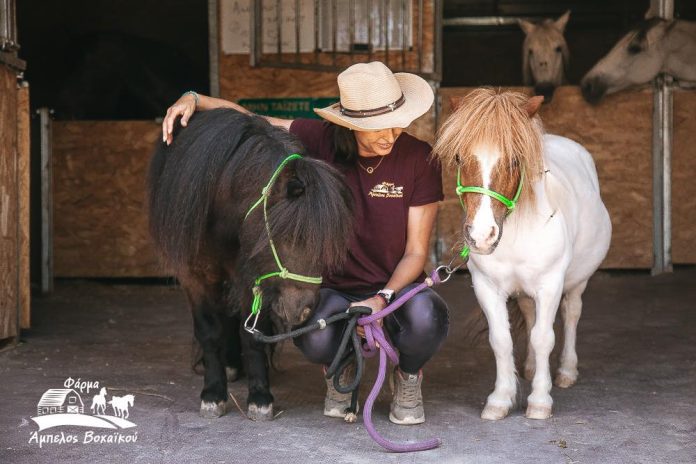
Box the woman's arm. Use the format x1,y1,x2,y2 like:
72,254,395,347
384,202,439,293
352,202,439,333
162,93,292,145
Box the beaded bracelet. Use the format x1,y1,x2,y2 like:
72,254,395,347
182,90,199,107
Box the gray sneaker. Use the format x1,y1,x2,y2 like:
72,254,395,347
389,368,425,425
323,364,358,419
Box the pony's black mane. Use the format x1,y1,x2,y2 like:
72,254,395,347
148,108,352,274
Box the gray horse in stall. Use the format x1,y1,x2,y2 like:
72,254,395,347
581,11,696,103
519,11,571,102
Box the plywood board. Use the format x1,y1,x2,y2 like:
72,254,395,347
52,121,163,277
0,65,19,340
672,89,696,264
17,83,30,328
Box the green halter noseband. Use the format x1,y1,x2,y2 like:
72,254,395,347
455,166,525,259
243,153,323,334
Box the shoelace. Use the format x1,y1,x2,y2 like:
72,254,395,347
396,375,421,408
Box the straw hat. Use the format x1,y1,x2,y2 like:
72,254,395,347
314,61,434,131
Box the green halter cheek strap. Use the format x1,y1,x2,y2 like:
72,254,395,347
455,166,525,259
243,153,323,333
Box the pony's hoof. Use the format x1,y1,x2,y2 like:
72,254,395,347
554,372,577,388
226,367,241,383
481,404,510,421
525,403,552,420
344,412,358,423
247,403,274,421
200,400,228,419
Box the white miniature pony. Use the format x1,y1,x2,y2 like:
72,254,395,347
90,387,108,415
581,10,696,103
433,89,611,420
519,10,571,102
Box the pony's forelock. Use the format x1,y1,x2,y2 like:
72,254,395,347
433,88,545,208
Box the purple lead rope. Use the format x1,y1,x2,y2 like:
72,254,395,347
356,269,443,453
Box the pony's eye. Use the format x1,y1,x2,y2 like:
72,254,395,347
455,154,461,164
287,178,305,198
528,49,533,56
555,46,562,53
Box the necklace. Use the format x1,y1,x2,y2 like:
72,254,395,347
357,156,385,174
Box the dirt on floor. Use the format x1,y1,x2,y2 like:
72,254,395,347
0,268,695,464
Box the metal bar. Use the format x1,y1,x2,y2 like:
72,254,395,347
443,16,531,27
331,0,337,64
276,0,282,59
250,0,262,66
38,108,53,294
368,0,373,61
1,0,7,47
349,0,354,52
314,0,319,59
208,0,220,97
650,0,674,275
295,0,300,62
417,0,423,73
401,0,406,69
384,0,389,67
434,0,442,80
253,59,439,80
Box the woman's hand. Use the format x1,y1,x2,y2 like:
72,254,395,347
351,295,387,338
162,93,197,145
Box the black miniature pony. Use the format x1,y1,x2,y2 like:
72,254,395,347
148,109,353,420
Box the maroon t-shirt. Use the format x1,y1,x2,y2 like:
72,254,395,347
290,119,443,293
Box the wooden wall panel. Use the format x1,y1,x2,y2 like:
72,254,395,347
672,90,696,264
52,121,162,277
0,65,19,340
439,86,659,269
17,83,30,328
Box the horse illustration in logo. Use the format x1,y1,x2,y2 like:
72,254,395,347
90,387,108,415
108,395,135,419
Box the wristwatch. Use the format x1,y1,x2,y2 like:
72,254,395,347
376,289,395,304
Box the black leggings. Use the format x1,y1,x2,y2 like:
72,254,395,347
294,283,449,374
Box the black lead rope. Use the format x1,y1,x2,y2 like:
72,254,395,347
250,306,373,416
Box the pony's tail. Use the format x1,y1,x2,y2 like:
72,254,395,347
461,299,527,351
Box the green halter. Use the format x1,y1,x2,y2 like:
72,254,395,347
455,166,524,259
243,153,323,333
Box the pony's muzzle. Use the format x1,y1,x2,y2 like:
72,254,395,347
533,83,556,103
464,224,500,254
580,76,607,104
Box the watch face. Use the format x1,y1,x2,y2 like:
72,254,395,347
378,290,395,303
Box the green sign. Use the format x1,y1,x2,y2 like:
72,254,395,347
238,97,338,119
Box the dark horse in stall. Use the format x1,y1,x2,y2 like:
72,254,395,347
148,109,353,420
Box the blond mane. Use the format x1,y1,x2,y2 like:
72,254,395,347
433,88,545,208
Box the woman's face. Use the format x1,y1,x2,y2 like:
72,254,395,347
354,127,403,157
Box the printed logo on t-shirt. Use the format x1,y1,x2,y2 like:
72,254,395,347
368,182,404,199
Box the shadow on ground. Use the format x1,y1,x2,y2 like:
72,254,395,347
1,269,695,463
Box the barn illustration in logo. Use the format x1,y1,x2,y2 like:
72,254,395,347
37,389,85,415
31,385,136,431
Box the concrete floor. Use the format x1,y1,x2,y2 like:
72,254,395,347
1,268,695,464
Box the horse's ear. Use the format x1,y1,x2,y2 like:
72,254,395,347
449,96,462,111
645,7,655,20
525,96,544,117
554,10,571,33
518,18,536,36
287,177,305,198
